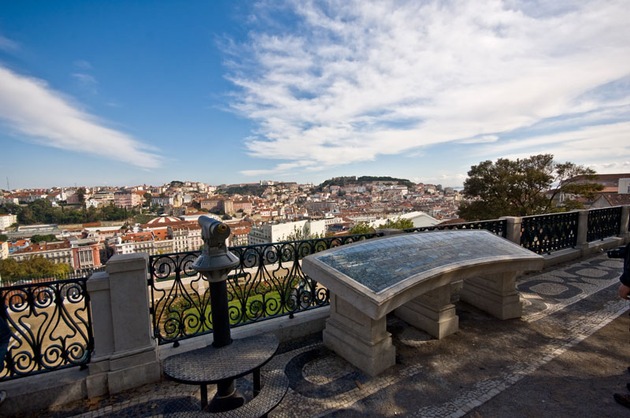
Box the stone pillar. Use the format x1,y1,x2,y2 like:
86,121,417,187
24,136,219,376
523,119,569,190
395,284,458,339
460,272,522,320
502,216,522,246
86,253,160,397
620,206,630,240
576,209,589,253
323,294,396,376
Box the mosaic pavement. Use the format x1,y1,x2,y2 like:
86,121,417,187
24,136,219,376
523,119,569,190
48,253,628,418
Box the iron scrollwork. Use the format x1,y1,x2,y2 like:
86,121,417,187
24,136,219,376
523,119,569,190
0,277,93,381
148,233,382,345
521,212,579,254
587,207,622,242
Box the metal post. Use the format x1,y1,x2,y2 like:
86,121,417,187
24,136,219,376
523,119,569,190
192,216,243,412
209,281,231,348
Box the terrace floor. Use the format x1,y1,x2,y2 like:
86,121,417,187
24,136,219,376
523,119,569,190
14,253,630,417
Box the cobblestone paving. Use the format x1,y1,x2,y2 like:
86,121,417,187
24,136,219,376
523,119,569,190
43,254,627,418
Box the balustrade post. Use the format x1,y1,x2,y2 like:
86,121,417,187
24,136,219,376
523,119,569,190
86,253,160,397
620,205,630,241
501,217,521,245
576,209,590,254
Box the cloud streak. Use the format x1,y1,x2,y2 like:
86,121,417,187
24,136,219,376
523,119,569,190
0,65,162,169
227,0,630,177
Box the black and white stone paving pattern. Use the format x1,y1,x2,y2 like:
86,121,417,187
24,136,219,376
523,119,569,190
62,254,628,418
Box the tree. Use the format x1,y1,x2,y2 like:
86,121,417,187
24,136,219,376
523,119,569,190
76,187,86,208
458,154,602,220
348,222,376,235
30,234,57,243
379,217,414,230
143,192,152,208
0,234,7,242
0,256,72,282
284,224,322,241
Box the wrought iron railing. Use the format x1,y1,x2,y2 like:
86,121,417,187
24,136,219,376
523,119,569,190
404,219,507,237
587,207,622,242
521,211,579,254
0,276,93,381
147,207,627,345
148,232,383,345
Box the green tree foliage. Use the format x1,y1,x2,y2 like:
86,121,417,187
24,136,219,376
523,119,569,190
219,184,267,197
30,234,57,243
379,217,414,230
0,202,19,215
76,187,86,207
458,154,603,220
348,222,376,235
284,224,323,241
0,234,7,242
0,256,72,282
0,199,137,226
319,176,414,190
348,217,414,235
143,192,153,208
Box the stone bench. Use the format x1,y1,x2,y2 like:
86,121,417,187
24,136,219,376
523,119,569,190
303,230,544,376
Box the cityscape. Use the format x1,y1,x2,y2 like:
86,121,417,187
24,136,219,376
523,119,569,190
2,171,630,279
0,176,462,276
1,1,630,415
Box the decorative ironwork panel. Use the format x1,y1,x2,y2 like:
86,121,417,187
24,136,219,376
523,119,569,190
403,219,507,237
148,233,383,345
0,277,93,381
521,212,579,254
587,207,622,242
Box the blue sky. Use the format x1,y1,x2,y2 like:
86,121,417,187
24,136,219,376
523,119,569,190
1,0,629,190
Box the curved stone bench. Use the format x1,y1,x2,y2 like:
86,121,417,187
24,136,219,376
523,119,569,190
303,230,544,376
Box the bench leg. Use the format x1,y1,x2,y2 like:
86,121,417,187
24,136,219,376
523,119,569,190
200,385,208,410
253,368,261,397
460,272,523,320
207,380,245,412
395,284,459,339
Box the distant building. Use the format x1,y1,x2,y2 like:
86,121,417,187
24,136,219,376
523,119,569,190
225,220,252,247
0,214,17,230
69,238,102,271
573,173,630,208
114,190,144,209
10,241,73,266
0,241,8,260
86,191,115,208
200,197,224,212
248,219,327,245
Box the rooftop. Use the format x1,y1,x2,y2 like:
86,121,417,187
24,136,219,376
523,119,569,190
16,252,630,418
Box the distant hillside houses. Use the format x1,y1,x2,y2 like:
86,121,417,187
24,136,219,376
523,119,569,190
589,175,630,208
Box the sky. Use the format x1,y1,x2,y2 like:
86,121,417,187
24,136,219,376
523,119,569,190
0,0,629,190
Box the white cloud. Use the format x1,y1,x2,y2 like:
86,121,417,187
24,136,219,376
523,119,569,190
0,35,18,52
228,0,630,177
72,73,99,94
73,60,93,70
458,135,499,144
0,65,162,169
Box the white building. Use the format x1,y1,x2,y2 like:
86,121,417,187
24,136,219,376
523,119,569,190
0,241,8,260
248,220,327,245
0,214,17,231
